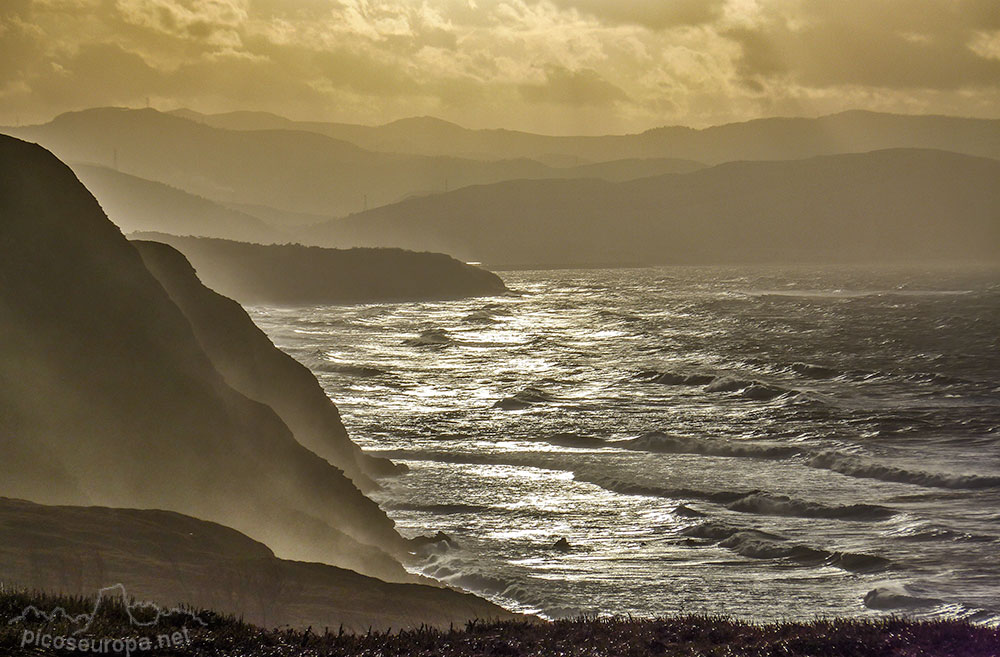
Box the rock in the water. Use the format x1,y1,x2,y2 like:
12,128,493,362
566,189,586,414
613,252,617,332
553,537,571,552
704,377,751,393
741,383,787,401
494,397,533,410
544,433,606,448
494,386,555,410
405,329,452,347
674,505,707,518
411,531,457,549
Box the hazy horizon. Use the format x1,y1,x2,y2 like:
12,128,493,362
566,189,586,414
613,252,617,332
9,104,1000,138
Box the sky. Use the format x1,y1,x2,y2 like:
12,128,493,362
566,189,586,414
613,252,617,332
2,0,999,134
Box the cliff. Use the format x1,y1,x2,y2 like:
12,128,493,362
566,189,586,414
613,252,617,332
310,149,1000,267
133,240,401,490
0,133,405,581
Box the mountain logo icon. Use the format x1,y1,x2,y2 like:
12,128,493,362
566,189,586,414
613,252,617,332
9,583,207,635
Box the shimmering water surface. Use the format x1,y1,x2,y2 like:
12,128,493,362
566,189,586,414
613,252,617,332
250,265,1000,623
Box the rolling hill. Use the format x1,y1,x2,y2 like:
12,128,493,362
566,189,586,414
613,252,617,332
175,108,1000,164
5,109,697,219
308,149,1000,267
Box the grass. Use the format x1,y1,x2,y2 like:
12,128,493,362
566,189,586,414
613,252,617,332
1,589,997,656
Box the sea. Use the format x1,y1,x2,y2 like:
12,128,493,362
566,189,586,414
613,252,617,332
249,264,1000,624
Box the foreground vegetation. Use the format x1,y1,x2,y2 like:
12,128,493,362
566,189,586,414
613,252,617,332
2,589,997,656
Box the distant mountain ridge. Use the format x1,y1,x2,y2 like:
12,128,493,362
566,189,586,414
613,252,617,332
3,108,697,218
308,148,1000,267
173,108,1000,164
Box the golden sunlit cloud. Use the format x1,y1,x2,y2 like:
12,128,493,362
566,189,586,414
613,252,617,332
1,0,998,132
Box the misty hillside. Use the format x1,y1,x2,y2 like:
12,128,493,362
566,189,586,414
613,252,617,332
0,134,409,581
175,108,1000,164
222,200,335,228
7,109,703,221
3,108,551,216
72,164,287,243
134,240,401,492
310,149,1000,267
0,497,514,631
130,232,508,305
4,109,694,219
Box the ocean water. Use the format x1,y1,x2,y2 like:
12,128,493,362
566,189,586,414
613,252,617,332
250,265,1000,623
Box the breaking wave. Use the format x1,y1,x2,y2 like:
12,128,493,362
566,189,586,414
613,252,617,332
683,523,892,573
807,452,1000,490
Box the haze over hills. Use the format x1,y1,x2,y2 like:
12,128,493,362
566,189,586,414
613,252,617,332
4,108,695,219
309,149,1000,268
222,200,336,228
0,134,410,581
130,232,508,306
72,164,288,244
2,108,541,216
174,108,1000,164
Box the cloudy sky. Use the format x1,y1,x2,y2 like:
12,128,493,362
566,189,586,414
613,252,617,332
2,0,999,133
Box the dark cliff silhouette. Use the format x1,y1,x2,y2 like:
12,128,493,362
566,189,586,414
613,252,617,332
129,232,508,306
0,497,514,631
309,149,1000,267
0,134,408,581
133,240,401,490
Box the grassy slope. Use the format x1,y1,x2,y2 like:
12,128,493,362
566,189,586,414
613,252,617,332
0,498,516,632
2,589,997,656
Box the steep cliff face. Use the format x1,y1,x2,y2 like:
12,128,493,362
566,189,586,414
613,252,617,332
0,497,515,631
0,134,406,581
133,240,401,490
